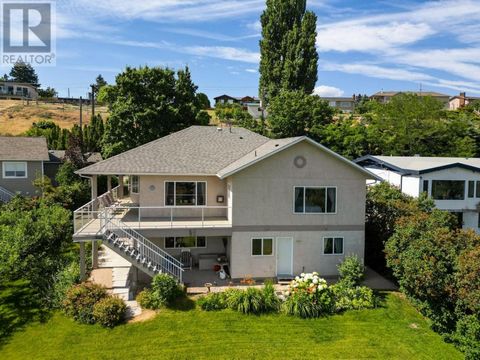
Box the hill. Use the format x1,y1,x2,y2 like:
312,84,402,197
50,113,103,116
0,100,109,135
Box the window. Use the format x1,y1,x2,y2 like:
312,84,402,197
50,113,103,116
294,186,336,214
3,162,27,178
323,237,344,255
423,180,429,195
251,238,273,256
130,176,139,194
431,180,465,200
468,181,475,198
476,181,480,198
478,213,480,228
165,181,206,206
164,236,207,249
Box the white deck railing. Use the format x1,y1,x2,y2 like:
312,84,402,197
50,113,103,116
112,205,231,229
73,186,120,234
0,186,14,203
105,216,184,282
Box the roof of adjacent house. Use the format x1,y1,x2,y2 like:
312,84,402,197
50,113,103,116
48,150,66,163
371,91,450,98
0,136,49,161
76,126,379,180
214,94,260,102
355,155,480,174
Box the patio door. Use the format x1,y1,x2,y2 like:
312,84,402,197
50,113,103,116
276,237,293,276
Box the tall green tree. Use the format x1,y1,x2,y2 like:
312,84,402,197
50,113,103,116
9,60,39,87
102,66,202,157
93,74,107,96
83,115,104,152
259,0,318,105
196,92,211,109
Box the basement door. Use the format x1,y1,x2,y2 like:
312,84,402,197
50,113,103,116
276,237,293,276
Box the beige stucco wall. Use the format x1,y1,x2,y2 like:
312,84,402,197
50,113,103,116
0,160,43,196
136,175,227,218
230,230,364,278
230,141,368,227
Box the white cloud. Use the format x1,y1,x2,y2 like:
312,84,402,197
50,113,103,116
245,68,257,73
313,85,344,97
185,46,260,63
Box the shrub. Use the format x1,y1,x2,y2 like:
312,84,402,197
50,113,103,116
137,274,183,310
337,255,365,287
197,292,228,311
136,289,156,310
451,315,480,360
227,287,265,315
93,296,127,328
331,283,376,312
283,273,335,318
51,262,80,309
63,283,108,324
262,280,280,313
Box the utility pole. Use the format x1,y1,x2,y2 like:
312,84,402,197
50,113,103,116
90,84,96,119
79,96,83,128
67,88,70,98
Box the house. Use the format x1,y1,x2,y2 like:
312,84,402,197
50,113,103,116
449,92,480,110
0,136,49,201
370,91,450,107
73,125,378,291
0,81,38,99
321,96,356,113
355,155,480,231
214,94,261,106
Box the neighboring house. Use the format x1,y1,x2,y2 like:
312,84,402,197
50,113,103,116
355,155,480,232
0,81,38,99
449,92,480,110
246,104,266,119
73,126,377,289
370,91,450,108
214,94,261,106
321,96,356,113
45,150,103,185
0,136,49,201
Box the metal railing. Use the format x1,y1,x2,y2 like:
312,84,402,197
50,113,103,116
105,216,184,282
0,186,14,203
112,205,231,229
73,186,120,234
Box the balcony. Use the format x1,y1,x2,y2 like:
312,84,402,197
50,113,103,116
73,187,231,240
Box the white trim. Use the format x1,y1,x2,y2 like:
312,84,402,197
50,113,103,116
130,175,140,194
250,237,274,257
164,236,208,249
164,180,207,207
2,161,28,179
276,237,293,276
322,236,344,255
293,185,337,214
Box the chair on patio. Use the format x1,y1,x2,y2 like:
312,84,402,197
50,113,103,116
180,250,193,270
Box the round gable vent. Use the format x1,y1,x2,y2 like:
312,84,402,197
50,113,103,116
149,185,156,192
294,155,307,168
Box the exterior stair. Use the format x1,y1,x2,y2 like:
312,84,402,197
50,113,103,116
102,216,184,282
0,186,14,203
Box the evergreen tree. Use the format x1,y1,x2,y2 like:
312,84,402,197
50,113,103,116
9,60,39,87
93,74,107,96
83,115,104,152
259,0,318,105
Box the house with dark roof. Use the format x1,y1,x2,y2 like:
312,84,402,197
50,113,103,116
355,155,480,232
214,94,260,106
73,125,378,295
0,136,49,201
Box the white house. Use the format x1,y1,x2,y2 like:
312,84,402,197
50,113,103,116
355,155,480,231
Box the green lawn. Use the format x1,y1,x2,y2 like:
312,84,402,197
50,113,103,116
0,292,462,360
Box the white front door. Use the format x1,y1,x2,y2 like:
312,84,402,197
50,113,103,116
276,237,293,276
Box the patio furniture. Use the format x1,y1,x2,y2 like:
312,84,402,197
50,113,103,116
181,250,192,270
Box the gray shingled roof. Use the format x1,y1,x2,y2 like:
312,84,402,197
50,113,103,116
0,136,49,161
77,126,269,175
360,155,480,172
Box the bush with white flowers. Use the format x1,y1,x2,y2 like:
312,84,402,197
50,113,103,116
283,272,335,318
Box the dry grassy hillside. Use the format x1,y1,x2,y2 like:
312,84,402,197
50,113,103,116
0,99,109,135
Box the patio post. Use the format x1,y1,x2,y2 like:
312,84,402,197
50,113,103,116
91,175,98,200
92,240,98,269
107,175,112,192
118,175,124,198
79,242,86,281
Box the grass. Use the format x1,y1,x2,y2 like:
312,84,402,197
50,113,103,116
0,292,462,360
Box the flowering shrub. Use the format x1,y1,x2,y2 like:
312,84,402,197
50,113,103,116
283,273,335,318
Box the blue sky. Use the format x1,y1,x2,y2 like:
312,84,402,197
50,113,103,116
4,0,480,101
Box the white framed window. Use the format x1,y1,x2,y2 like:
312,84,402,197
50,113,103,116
294,186,336,214
130,175,139,194
323,237,344,255
2,162,27,179
164,236,207,249
165,181,206,206
251,238,273,256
